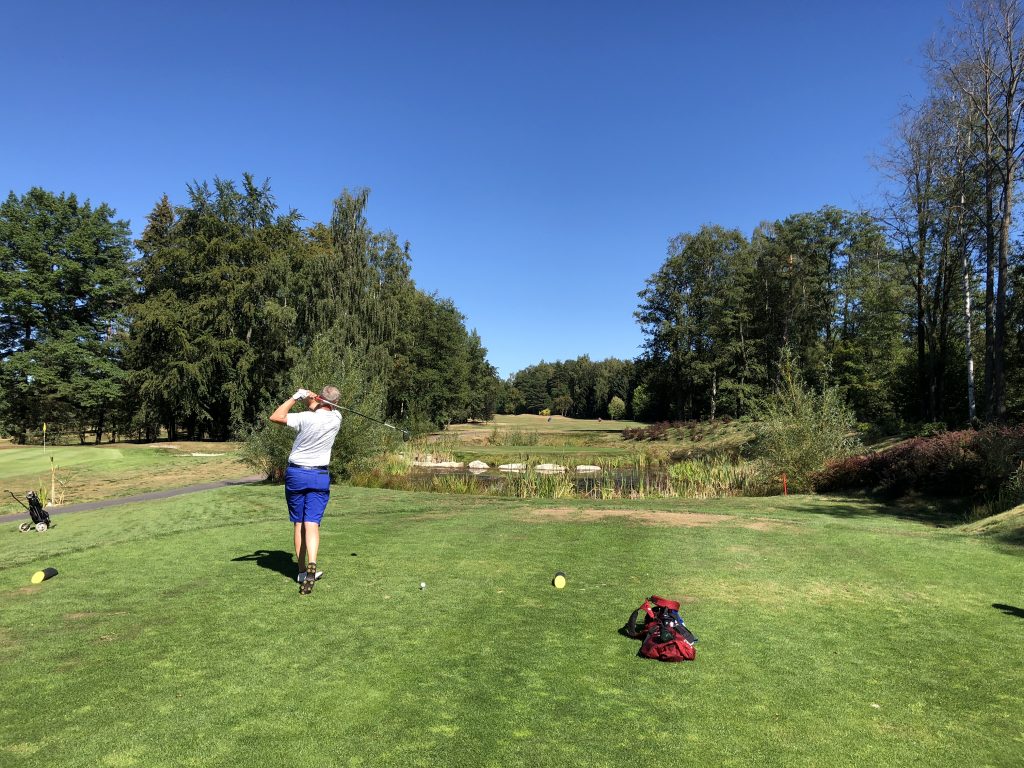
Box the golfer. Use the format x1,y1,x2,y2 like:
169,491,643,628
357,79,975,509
270,386,342,595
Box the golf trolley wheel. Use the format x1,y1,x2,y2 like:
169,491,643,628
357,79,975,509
19,522,31,532
35,522,48,532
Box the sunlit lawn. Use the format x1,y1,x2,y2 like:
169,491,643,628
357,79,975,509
0,442,251,515
1,485,1021,767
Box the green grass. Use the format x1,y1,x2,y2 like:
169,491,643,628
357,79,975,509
1,487,1022,767
0,442,251,514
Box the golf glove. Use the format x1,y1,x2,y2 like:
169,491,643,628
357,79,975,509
292,389,311,401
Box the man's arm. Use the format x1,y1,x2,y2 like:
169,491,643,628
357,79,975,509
270,389,311,425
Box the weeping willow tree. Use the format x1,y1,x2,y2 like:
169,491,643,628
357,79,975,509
291,188,496,430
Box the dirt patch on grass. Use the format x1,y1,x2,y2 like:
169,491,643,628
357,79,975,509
7,586,41,596
528,507,787,530
746,517,792,531
63,611,129,621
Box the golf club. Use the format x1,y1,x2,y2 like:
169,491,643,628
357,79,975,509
310,394,411,440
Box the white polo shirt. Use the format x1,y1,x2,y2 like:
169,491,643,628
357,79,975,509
286,408,342,467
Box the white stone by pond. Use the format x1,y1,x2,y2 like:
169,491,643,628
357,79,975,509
468,460,490,469
498,463,527,472
576,465,602,473
535,463,567,473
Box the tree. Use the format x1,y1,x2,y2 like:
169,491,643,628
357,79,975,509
513,362,555,414
635,224,757,420
930,0,1024,419
608,395,626,420
403,293,473,428
241,335,391,480
496,378,524,415
751,207,910,427
0,188,133,443
128,175,302,439
462,330,499,422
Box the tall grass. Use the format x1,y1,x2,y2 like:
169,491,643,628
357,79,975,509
431,474,485,495
409,432,460,462
347,444,765,501
487,428,540,447
503,468,577,499
669,457,764,498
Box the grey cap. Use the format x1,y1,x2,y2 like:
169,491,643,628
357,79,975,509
319,385,340,405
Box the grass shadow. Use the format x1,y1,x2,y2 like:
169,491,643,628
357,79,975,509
992,603,1024,620
231,549,295,579
794,493,970,527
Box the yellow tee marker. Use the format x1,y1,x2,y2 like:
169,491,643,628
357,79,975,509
31,567,58,584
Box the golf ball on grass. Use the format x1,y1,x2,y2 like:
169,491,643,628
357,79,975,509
552,572,566,589
419,581,427,590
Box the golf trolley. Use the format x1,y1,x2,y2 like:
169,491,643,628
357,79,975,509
7,490,51,532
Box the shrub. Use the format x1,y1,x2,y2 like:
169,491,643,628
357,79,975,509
622,421,673,441
240,420,296,481
240,337,396,481
917,422,949,438
814,425,1024,502
752,370,860,493
814,431,978,498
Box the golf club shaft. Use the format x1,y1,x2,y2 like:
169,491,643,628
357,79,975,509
310,395,409,437
339,404,400,432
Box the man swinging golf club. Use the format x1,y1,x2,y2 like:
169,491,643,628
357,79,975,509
270,386,342,595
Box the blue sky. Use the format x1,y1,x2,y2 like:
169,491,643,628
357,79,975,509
1,1,951,378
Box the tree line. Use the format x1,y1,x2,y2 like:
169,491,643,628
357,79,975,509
505,1,1023,431
0,177,500,444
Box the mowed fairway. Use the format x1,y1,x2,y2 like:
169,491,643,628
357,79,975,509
1,486,1022,767
0,442,251,515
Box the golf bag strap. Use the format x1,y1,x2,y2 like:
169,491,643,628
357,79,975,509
650,595,680,611
623,605,650,638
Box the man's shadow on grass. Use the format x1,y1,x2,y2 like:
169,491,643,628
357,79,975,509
232,550,294,580
992,603,1024,620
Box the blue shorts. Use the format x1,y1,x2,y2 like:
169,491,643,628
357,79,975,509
285,465,331,525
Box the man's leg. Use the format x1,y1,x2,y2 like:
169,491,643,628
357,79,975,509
303,521,320,567
300,522,319,594
300,482,329,594
294,521,306,571
285,471,306,575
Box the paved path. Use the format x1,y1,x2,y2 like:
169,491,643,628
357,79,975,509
1,476,265,523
